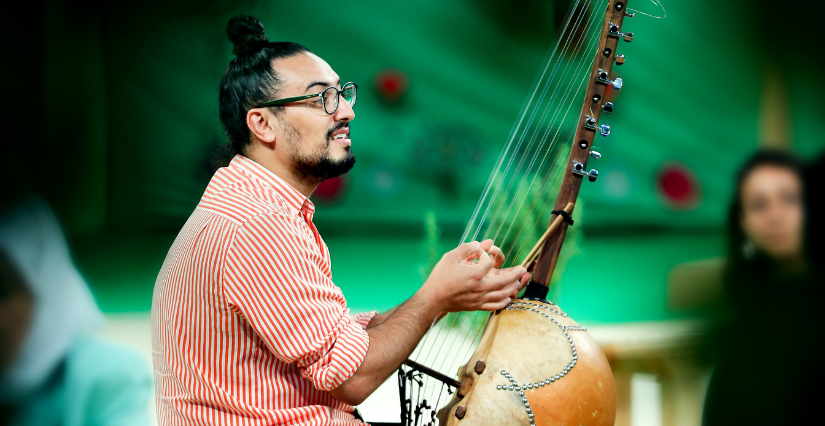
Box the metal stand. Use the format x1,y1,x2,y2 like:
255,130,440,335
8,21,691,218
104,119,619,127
398,360,459,426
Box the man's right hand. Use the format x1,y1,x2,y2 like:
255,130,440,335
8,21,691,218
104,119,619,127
330,240,529,406
419,241,531,313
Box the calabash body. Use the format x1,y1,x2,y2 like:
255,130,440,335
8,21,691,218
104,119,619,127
439,299,616,426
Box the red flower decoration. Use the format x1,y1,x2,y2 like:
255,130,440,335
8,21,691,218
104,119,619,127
313,175,347,203
373,68,409,103
657,162,701,210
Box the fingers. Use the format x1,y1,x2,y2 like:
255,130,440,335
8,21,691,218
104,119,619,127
519,271,531,288
481,266,526,291
479,239,505,268
491,267,530,286
478,283,521,311
449,241,494,279
489,266,528,282
488,279,522,301
470,248,494,276
479,272,533,310
489,245,505,268
480,299,512,311
451,241,481,261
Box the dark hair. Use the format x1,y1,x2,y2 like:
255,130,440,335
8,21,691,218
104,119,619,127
805,153,824,268
217,14,309,164
723,149,805,306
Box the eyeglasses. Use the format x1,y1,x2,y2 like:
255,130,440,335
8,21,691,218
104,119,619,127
256,82,357,115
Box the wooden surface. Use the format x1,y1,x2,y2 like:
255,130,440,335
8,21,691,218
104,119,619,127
531,0,631,287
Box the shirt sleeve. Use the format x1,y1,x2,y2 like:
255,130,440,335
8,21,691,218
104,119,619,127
352,311,378,329
222,212,370,392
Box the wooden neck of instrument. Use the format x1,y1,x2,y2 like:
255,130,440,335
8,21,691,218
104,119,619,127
527,0,630,291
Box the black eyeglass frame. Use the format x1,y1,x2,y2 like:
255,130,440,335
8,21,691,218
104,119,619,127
255,82,357,115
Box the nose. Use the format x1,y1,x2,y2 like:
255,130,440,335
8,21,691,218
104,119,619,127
333,94,355,122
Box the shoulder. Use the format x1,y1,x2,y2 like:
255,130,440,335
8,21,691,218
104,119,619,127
230,210,310,254
198,166,293,226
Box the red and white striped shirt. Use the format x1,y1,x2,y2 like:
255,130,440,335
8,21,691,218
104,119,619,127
152,155,376,426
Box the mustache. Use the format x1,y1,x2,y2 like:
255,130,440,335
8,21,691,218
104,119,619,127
326,122,350,139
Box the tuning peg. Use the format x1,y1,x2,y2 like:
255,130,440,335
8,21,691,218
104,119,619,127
584,115,611,136
608,22,634,42
602,102,614,115
588,169,599,182
590,150,602,159
615,54,625,65
597,69,622,91
573,161,599,182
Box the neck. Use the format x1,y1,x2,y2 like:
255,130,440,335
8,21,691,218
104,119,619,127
776,253,808,275
245,149,318,198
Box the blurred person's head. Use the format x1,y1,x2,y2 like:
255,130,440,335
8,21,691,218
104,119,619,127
725,150,806,286
0,198,103,401
218,14,356,190
0,252,33,374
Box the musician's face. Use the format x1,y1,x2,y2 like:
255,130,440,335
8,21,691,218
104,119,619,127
739,165,804,262
270,52,356,183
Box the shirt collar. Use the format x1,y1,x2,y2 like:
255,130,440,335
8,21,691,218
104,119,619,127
229,155,316,216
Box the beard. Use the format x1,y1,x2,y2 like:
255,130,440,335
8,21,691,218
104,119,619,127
284,120,356,184
292,145,356,183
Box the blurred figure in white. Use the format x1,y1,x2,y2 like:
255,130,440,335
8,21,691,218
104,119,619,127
0,198,152,426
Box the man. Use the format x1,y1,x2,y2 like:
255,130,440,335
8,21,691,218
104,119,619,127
151,14,529,426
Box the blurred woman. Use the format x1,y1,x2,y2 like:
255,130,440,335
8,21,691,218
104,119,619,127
703,150,820,426
723,150,810,303
0,198,152,426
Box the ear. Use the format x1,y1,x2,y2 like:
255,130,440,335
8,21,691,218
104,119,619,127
246,108,278,145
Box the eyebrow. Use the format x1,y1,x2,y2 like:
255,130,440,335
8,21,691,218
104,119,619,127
305,79,342,93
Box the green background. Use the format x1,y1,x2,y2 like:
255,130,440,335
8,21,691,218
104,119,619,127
11,0,822,323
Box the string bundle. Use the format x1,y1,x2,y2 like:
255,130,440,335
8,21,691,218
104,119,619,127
403,1,612,423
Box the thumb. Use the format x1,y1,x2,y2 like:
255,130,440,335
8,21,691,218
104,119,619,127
472,248,494,273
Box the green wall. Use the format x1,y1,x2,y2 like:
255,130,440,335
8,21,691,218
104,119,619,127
19,0,823,321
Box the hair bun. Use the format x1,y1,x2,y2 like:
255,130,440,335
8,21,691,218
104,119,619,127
227,14,268,56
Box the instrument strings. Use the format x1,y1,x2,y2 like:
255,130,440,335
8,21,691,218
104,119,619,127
405,1,609,422
628,0,666,19
427,0,601,375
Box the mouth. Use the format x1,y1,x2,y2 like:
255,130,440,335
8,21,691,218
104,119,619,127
329,127,351,145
